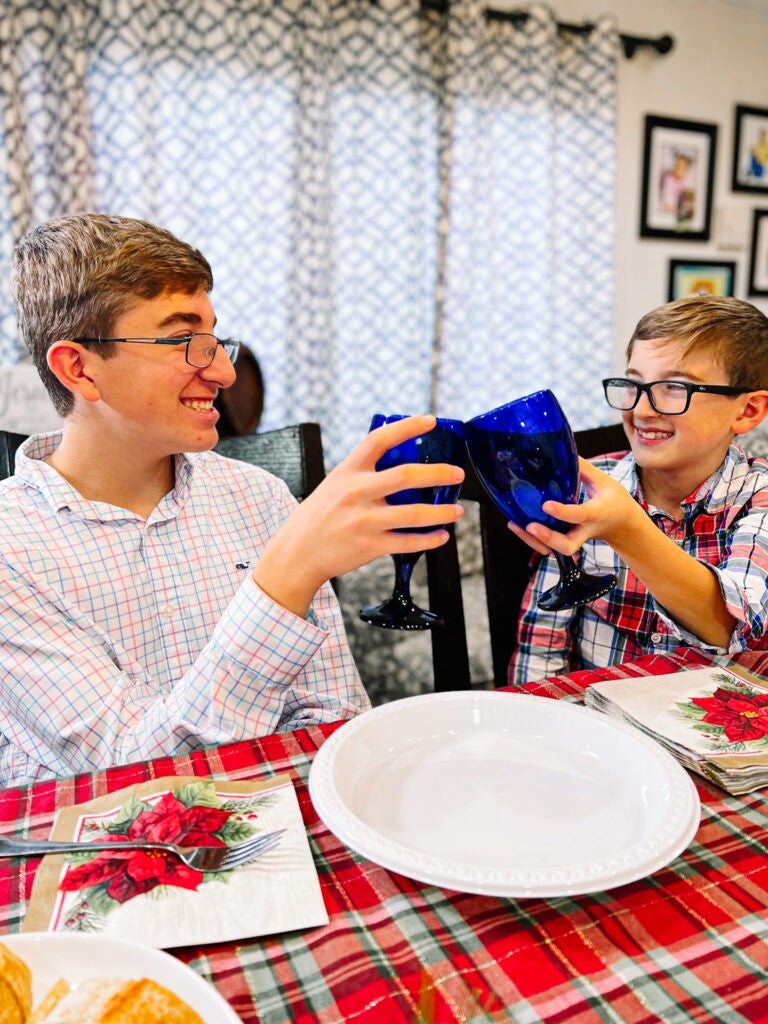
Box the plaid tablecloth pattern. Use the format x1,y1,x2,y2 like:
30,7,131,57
1,650,767,1023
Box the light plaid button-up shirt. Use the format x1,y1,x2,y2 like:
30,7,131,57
510,443,768,685
0,433,369,785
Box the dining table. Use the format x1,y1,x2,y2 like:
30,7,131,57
1,645,767,1024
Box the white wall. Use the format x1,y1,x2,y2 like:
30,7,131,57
500,0,768,368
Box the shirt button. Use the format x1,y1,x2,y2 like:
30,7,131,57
162,604,177,617
650,633,662,643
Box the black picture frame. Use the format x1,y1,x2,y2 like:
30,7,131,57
667,259,736,301
639,114,718,241
732,104,768,194
748,209,768,297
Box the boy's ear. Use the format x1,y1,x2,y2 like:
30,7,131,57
46,340,101,404
733,390,768,435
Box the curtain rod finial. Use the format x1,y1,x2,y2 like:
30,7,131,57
622,32,675,59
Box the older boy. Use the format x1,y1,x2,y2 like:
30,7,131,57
1,213,463,785
510,296,768,684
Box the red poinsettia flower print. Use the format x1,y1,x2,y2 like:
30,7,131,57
107,847,204,901
126,792,230,849
59,845,203,901
691,686,768,743
59,791,234,903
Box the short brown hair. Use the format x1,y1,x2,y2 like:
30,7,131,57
628,296,768,390
12,213,213,415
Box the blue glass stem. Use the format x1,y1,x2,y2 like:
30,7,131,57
359,551,441,630
537,551,617,611
391,552,421,610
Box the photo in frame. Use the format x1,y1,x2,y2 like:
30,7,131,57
748,209,768,297
667,259,736,301
639,115,717,241
731,104,768,193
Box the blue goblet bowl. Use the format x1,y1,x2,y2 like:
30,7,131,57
464,390,578,532
370,414,466,517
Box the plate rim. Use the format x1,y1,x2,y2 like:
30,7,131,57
2,932,240,1024
309,690,701,898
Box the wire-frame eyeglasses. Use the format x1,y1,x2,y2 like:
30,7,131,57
74,333,240,369
602,377,754,416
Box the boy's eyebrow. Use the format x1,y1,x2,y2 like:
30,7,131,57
156,311,218,330
625,366,706,382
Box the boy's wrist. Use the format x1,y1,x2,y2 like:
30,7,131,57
602,499,652,554
252,537,324,620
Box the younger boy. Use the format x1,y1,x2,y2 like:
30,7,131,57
509,295,768,683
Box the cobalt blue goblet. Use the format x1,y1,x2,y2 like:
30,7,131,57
465,390,616,611
359,414,466,630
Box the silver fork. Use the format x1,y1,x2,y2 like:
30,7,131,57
0,828,287,873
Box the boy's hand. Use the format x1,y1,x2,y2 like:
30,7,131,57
253,415,465,616
509,458,643,555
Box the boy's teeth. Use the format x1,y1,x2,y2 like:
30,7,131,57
184,400,212,411
638,428,670,439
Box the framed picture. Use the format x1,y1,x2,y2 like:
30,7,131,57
639,114,718,240
731,104,768,193
667,259,736,301
748,209,768,296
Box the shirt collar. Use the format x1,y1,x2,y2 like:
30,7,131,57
16,432,197,520
615,441,753,516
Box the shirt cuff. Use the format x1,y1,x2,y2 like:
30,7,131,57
211,575,329,680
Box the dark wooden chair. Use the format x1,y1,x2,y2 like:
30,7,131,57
0,431,28,481
425,422,628,692
214,423,326,501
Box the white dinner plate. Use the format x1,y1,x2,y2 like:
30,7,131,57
1,933,240,1023
309,691,700,898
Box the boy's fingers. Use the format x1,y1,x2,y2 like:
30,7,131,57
358,415,438,466
577,457,610,494
540,500,581,525
386,528,453,553
507,520,551,555
375,462,465,496
380,501,464,532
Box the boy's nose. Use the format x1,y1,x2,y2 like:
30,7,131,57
201,345,237,386
633,389,657,415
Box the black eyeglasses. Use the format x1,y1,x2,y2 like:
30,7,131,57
74,333,240,369
602,377,754,416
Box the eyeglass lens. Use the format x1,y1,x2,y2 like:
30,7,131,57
187,334,239,367
604,380,691,414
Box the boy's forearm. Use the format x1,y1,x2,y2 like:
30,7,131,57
609,514,736,648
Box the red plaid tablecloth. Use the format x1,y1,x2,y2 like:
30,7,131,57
1,649,767,1023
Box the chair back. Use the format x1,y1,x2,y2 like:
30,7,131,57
0,431,29,481
425,421,628,691
215,422,326,501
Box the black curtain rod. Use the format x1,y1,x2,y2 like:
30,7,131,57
421,2,675,60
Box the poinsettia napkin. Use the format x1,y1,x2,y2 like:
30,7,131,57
23,775,328,948
585,664,768,795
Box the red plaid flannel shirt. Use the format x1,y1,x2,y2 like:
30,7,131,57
510,443,768,685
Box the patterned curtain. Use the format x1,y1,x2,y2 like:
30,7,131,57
433,2,619,428
0,0,618,461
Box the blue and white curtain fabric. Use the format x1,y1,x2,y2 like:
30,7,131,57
0,3,96,356
0,1,618,461
432,2,619,428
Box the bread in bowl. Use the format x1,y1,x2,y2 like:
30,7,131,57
29,976,204,1024
0,941,33,1024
